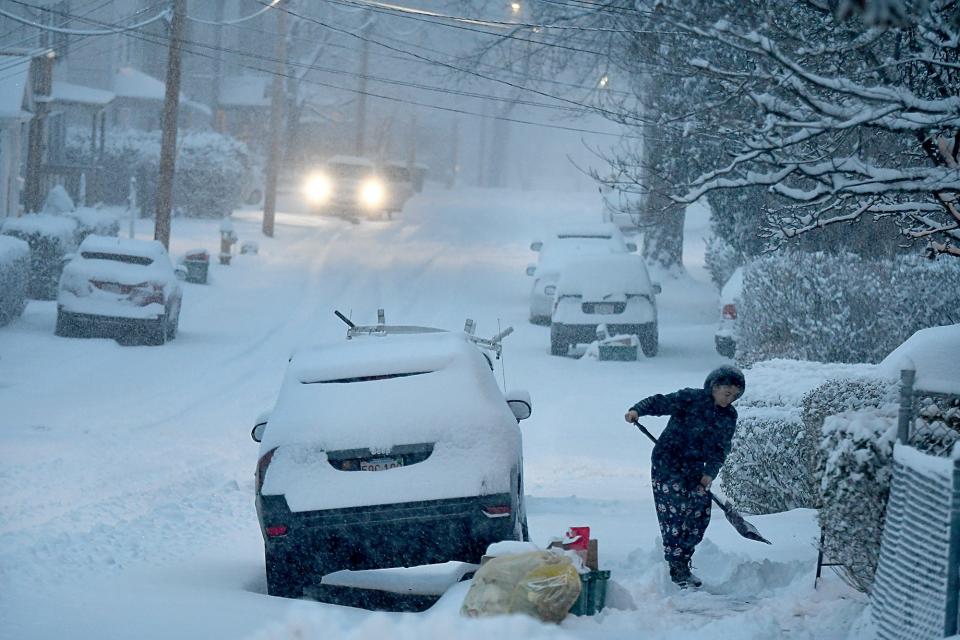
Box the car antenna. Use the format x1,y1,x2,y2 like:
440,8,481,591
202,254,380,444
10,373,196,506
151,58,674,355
334,309,356,328
498,318,508,392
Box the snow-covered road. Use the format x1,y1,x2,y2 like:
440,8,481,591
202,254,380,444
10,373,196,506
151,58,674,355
0,186,866,639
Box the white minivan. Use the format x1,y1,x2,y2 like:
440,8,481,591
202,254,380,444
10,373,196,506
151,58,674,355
550,254,660,357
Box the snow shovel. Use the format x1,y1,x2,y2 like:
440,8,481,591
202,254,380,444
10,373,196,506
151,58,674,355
632,421,772,545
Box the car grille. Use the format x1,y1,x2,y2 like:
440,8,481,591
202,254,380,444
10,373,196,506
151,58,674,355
581,302,626,314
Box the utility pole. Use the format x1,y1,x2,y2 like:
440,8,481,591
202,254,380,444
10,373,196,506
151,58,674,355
262,1,287,238
354,9,372,156
154,0,187,249
211,0,226,132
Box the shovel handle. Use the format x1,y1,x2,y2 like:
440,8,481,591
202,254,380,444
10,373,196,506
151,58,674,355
631,420,727,513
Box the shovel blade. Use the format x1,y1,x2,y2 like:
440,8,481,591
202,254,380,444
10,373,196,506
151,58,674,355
722,506,772,545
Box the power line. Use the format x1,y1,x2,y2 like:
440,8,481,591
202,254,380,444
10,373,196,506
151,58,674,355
0,0,168,36
261,1,644,124
184,0,281,27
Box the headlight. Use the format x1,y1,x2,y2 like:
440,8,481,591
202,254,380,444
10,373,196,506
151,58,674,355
359,179,385,208
303,174,331,204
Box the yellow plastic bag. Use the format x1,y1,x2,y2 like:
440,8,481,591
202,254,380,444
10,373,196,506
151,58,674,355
460,551,581,623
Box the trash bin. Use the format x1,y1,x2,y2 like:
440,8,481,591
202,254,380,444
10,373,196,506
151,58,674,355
183,249,209,284
569,570,611,616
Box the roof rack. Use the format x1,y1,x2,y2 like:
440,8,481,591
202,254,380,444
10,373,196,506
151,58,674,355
335,309,513,358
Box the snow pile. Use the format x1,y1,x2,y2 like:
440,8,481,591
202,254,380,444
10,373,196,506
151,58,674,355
878,323,960,395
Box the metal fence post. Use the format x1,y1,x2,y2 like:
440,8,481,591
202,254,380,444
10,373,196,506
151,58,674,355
898,368,916,444
946,457,960,637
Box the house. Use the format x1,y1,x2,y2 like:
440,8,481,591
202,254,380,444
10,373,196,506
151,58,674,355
0,55,32,219
112,66,211,131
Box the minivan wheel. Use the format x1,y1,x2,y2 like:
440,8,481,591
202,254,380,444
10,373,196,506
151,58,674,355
640,323,658,357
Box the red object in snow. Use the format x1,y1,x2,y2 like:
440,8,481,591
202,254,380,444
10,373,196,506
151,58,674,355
564,526,590,551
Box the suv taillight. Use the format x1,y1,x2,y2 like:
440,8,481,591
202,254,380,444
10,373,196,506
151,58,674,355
722,304,737,320
482,505,512,518
256,448,277,493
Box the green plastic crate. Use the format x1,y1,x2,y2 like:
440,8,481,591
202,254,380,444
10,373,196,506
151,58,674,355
569,570,611,616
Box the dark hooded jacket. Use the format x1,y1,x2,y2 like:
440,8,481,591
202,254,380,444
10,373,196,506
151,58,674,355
631,366,744,487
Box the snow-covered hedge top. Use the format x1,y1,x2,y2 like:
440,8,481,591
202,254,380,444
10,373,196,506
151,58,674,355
556,254,653,298
878,324,960,395
1,215,77,245
68,208,121,233
739,358,878,408
260,332,518,454
893,442,960,477
0,235,29,265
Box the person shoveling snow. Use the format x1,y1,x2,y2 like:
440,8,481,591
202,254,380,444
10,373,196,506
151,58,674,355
624,366,748,589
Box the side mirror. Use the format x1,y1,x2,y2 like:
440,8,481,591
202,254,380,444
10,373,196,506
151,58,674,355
652,283,662,295
61,253,76,265
530,241,542,252
626,242,637,252
526,264,536,277
251,409,271,442
174,265,188,281
506,389,532,422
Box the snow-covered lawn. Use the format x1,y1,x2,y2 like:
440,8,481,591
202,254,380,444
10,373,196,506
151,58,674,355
0,187,867,639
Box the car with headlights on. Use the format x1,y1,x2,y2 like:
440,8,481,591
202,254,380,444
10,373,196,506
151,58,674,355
526,223,636,325
251,318,532,599
56,234,183,346
550,253,660,357
302,155,388,220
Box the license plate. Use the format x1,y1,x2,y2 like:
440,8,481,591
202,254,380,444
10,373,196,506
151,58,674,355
360,457,403,471
593,303,616,314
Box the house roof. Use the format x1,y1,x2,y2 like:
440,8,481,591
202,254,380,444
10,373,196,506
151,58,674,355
0,55,32,120
52,81,115,107
113,67,211,115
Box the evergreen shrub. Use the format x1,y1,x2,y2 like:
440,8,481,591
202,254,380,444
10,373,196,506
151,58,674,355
817,405,898,593
737,252,960,365
1,215,77,300
0,235,30,325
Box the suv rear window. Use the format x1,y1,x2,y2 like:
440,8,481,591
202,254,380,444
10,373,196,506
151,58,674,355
80,252,153,266
556,234,612,240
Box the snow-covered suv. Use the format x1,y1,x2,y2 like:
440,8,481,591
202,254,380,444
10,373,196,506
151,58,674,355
526,223,636,324
551,254,660,357
251,318,532,599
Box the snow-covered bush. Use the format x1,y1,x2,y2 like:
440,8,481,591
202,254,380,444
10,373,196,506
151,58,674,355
737,252,960,365
65,207,120,245
0,215,77,300
801,377,898,464
0,235,30,326
66,128,250,218
818,405,898,593
720,407,815,514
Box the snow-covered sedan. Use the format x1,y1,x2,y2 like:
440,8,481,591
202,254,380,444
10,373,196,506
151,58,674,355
526,223,636,324
551,254,660,357
251,322,532,599
56,235,183,346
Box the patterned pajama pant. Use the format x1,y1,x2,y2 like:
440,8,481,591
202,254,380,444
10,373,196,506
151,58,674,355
651,464,712,563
